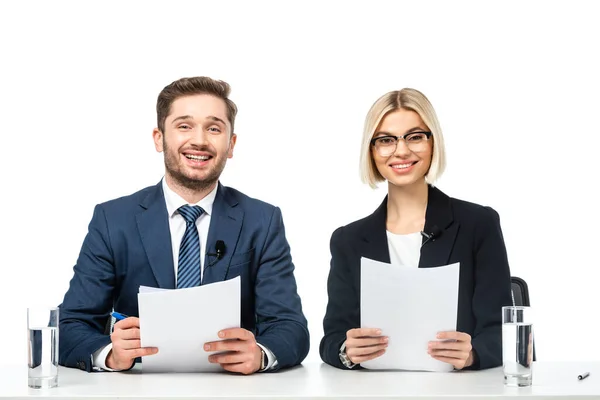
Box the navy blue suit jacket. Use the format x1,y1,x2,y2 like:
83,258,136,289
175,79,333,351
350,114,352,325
320,186,512,370
59,182,309,372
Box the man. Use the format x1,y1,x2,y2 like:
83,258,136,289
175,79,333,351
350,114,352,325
59,76,309,374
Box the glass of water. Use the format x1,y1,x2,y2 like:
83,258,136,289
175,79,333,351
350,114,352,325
502,306,533,387
27,307,59,389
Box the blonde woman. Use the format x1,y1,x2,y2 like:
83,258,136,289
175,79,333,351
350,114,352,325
320,89,512,371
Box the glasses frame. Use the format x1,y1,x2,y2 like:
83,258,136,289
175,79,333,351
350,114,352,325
370,131,433,155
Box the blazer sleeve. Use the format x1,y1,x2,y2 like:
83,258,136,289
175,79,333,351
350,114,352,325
58,205,114,371
319,226,361,369
469,207,513,369
253,207,310,370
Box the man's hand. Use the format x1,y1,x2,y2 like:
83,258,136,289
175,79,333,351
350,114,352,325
344,328,388,364
106,317,158,370
428,331,473,370
204,328,262,375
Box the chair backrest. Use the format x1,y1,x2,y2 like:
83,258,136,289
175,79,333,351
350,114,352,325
510,276,536,360
511,276,531,307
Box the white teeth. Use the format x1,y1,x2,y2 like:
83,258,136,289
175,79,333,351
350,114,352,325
185,154,209,161
392,163,414,169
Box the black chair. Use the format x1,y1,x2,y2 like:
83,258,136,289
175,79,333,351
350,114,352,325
103,313,114,335
511,276,531,306
510,276,536,360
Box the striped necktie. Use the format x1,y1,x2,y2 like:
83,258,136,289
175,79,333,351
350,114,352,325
177,205,205,288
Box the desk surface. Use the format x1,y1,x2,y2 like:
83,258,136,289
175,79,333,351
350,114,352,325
0,362,598,399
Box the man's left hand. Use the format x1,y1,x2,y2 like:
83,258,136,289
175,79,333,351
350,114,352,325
428,331,474,370
204,328,262,374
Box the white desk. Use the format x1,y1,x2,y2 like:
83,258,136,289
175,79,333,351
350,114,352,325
1,362,598,399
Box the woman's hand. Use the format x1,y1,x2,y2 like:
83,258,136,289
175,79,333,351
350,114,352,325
344,328,388,364
428,331,474,370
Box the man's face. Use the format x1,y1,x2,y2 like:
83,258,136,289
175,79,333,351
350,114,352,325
153,94,236,191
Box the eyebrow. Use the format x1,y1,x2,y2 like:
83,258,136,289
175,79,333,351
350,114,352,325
171,115,193,124
207,115,227,126
375,126,429,136
170,115,228,126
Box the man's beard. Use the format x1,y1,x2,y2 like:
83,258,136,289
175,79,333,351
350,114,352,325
163,140,227,192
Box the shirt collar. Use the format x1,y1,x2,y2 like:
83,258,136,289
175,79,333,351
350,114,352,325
162,177,218,218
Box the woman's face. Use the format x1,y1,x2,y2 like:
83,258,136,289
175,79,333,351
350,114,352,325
371,108,433,188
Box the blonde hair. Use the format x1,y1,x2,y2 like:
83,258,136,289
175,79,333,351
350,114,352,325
359,88,446,188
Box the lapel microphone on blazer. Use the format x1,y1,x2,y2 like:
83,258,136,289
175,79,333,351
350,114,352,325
421,225,442,247
214,240,225,259
206,240,226,268
207,240,226,259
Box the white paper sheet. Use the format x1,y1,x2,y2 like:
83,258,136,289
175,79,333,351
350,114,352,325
138,277,241,372
360,257,459,372
139,285,170,294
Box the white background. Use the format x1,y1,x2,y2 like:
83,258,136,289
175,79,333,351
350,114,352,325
1,0,599,367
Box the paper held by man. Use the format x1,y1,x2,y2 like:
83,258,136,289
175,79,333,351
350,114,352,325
138,277,241,372
360,257,459,372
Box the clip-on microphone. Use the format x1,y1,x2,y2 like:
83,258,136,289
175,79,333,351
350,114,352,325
421,225,442,247
206,240,226,268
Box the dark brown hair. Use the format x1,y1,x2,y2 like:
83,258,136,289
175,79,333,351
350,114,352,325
156,76,238,134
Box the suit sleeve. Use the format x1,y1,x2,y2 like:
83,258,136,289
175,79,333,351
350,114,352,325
469,207,513,369
253,207,310,370
59,205,114,371
319,227,361,369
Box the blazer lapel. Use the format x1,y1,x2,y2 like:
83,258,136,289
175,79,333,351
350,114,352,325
136,182,176,289
418,186,459,268
360,198,391,264
202,183,243,284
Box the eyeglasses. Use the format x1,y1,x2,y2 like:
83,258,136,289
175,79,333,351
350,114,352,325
370,131,432,157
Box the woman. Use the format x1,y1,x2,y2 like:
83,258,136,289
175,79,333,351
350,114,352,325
319,88,512,371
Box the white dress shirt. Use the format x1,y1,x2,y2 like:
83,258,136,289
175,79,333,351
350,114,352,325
163,177,216,281
92,178,276,371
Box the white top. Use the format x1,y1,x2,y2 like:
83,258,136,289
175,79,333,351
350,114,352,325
386,231,422,267
4,362,599,399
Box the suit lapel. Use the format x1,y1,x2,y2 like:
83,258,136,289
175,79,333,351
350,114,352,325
136,182,176,289
418,186,459,268
360,198,391,264
202,184,243,284
362,186,458,268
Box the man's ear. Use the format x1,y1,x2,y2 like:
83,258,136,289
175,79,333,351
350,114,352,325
153,128,164,152
227,133,237,159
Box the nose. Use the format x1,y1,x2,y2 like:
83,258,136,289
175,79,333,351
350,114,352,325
189,127,210,146
392,139,412,157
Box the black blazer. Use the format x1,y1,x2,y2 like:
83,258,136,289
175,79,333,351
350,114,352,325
320,186,512,370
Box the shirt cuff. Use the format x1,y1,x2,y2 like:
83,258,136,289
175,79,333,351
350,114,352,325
92,343,121,372
256,343,278,371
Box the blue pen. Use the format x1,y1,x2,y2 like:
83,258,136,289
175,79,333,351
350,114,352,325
111,311,129,321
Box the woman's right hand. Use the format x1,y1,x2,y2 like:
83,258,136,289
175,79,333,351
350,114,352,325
344,328,388,364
